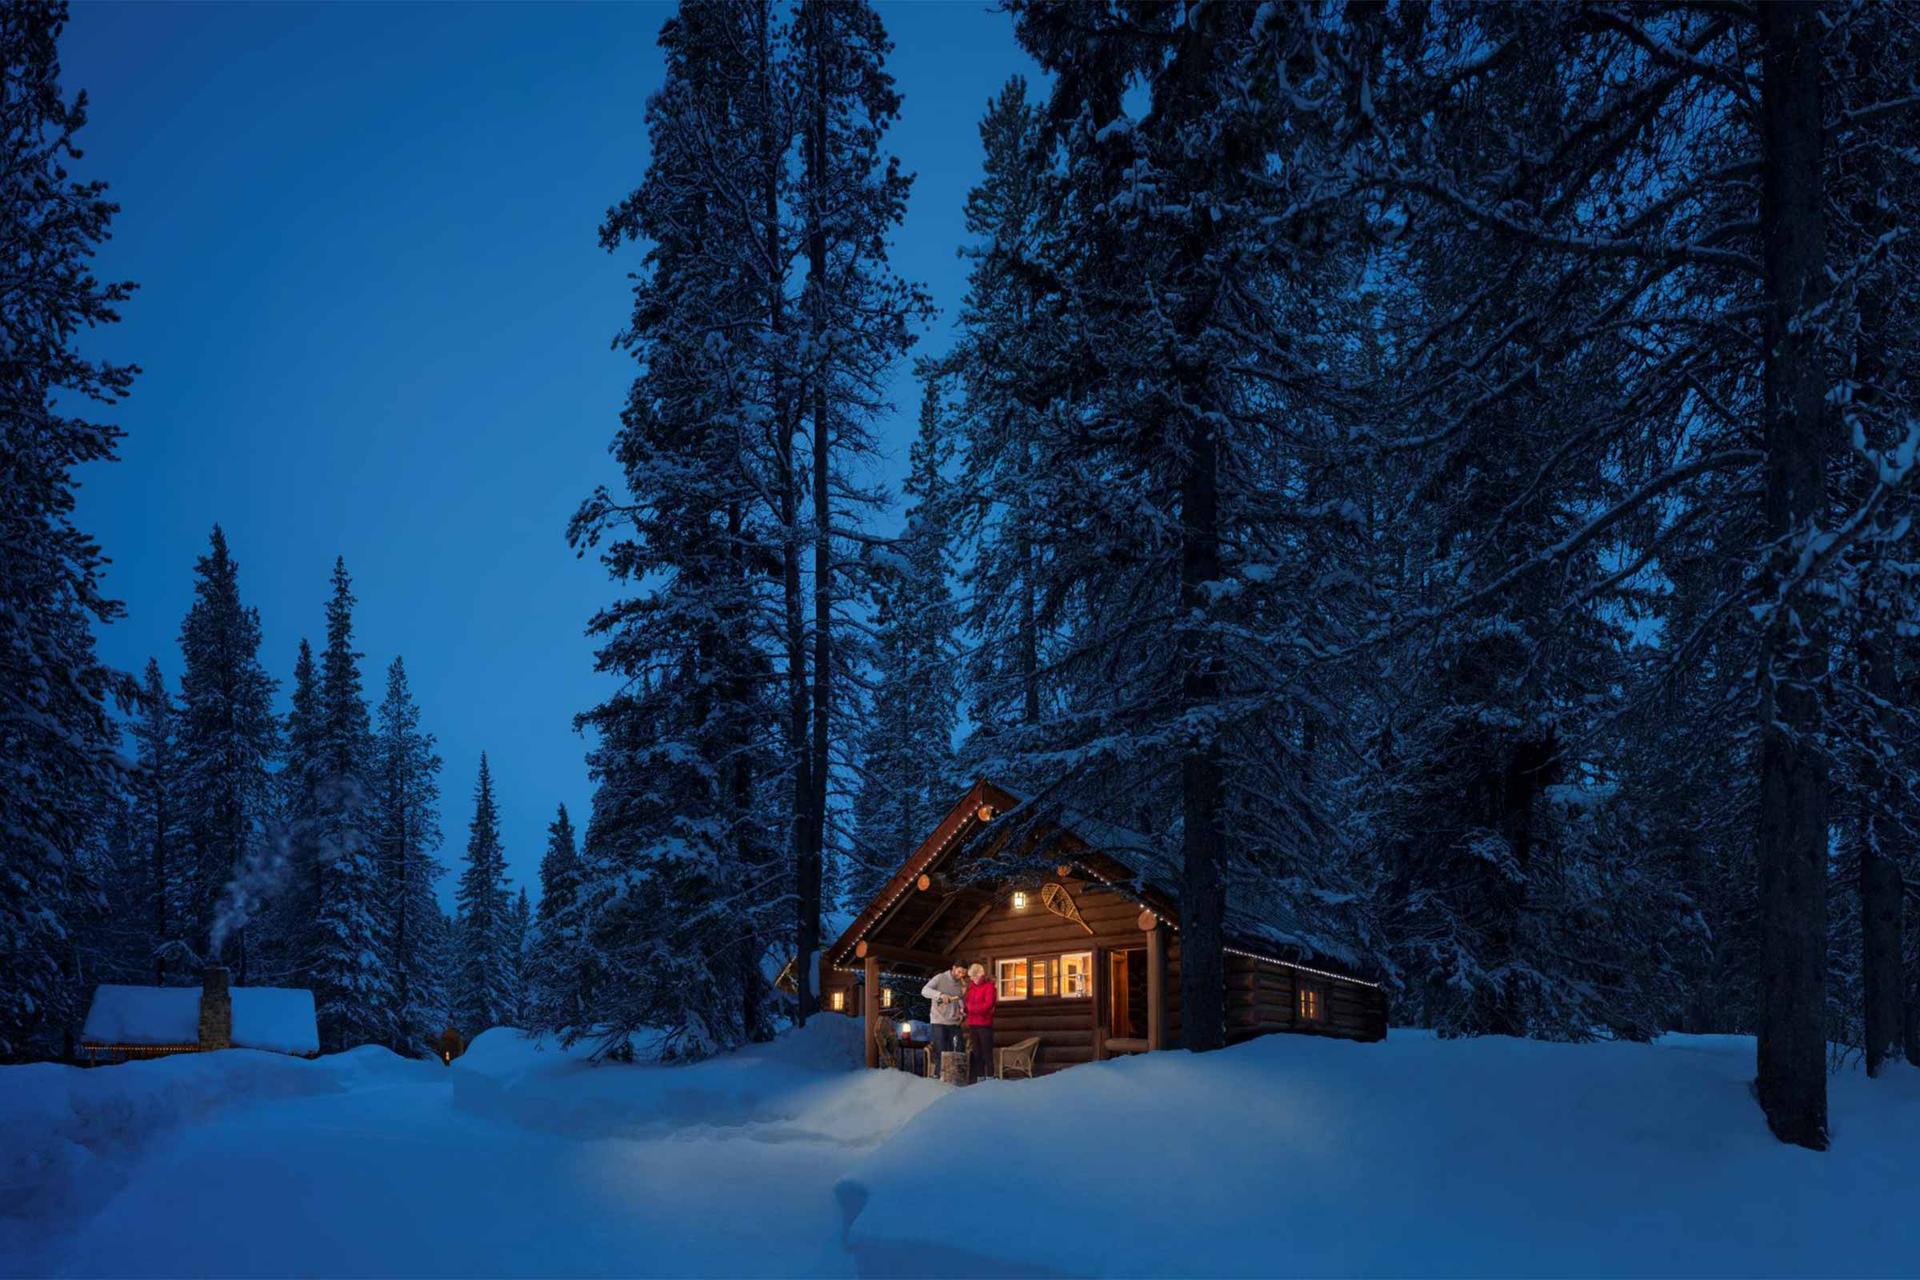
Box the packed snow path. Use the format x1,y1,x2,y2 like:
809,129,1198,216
6,1022,1918,1278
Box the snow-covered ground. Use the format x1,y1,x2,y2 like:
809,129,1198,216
4,1024,1916,1278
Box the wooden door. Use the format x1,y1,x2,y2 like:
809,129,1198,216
1107,951,1132,1038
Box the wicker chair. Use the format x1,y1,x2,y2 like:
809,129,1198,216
872,1020,901,1070
996,1035,1042,1080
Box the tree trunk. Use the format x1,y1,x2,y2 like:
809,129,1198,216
761,0,815,1026
1754,0,1830,1150
1178,402,1226,1054
1861,628,1904,1076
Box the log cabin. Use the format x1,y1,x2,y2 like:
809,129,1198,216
820,780,1387,1075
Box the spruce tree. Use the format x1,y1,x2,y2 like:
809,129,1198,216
0,1,139,1061
453,753,513,1034
309,559,390,1049
374,656,443,1054
852,379,958,902
175,526,279,979
507,887,531,1027
129,659,185,984
572,0,791,1053
527,804,585,1031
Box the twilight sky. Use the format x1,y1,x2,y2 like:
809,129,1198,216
63,1,1037,903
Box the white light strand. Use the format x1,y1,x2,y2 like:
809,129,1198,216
1223,944,1382,990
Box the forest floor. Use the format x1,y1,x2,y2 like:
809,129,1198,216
5,1018,1918,1277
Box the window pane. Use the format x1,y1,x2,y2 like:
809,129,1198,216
1031,959,1051,997
1061,953,1092,998
996,959,1028,999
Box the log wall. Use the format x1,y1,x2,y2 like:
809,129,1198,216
1224,951,1388,1043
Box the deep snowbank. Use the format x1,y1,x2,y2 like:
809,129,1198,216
453,1018,942,1146
835,1031,1920,1278
0,1046,422,1270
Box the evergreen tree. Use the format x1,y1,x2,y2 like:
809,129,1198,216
374,656,443,1054
787,0,927,1021
309,559,389,1049
174,526,278,980
129,658,185,984
507,886,531,1027
527,804,586,1031
948,76,1060,752
571,0,795,1053
453,753,513,1034
0,1,138,1061
262,637,323,986
851,378,958,903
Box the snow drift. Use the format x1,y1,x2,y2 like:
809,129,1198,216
453,1018,942,1146
0,1046,415,1271
835,1031,1920,1277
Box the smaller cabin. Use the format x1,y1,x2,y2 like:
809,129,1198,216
79,966,319,1064
822,780,1387,1075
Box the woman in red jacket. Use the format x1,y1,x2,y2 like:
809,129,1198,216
963,962,997,1082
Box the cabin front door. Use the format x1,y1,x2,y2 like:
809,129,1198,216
1106,947,1147,1040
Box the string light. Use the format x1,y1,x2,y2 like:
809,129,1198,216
829,788,994,968
1223,944,1382,990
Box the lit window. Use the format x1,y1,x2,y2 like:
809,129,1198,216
995,958,1029,999
1030,958,1051,998
830,990,846,1012
880,987,895,1009
1061,952,1092,998
1297,983,1324,1023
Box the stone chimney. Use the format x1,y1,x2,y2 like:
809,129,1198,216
198,965,232,1050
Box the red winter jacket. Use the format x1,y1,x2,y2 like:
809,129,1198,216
964,978,997,1026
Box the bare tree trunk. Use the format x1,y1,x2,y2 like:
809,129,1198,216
792,0,835,1024
1754,0,1830,1150
761,0,815,1026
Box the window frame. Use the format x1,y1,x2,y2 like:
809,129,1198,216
993,950,1096,1002
1296,980,1326,1025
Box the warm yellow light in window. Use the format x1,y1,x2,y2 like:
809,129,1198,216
830,990,846,1011
1062,952,1092,998
881,988,895,1008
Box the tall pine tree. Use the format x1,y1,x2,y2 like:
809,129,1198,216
175,526,278,979
309,559,390,1049
374,656,443,1055
128,658,184,984
0,1,138,1060
851,378,958,903
453,753,513,1034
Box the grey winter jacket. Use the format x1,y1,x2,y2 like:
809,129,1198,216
921,971,966,1025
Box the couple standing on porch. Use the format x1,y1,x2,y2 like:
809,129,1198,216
921,962,997,1081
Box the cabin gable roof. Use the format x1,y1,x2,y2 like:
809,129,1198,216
826,778,1376,986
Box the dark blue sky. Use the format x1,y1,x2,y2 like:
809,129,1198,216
64,1,1036,902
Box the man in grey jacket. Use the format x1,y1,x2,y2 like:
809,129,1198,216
921,963,968,1061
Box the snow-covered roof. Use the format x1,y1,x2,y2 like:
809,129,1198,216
230,988,319,1055
80,983,319,1055
81,985,201,1046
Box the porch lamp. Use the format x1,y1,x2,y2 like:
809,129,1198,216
1012,890,1030,910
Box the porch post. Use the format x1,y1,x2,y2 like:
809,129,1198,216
1146,923,1168,1051
863,954,881,1069
1091,947,1106,1060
